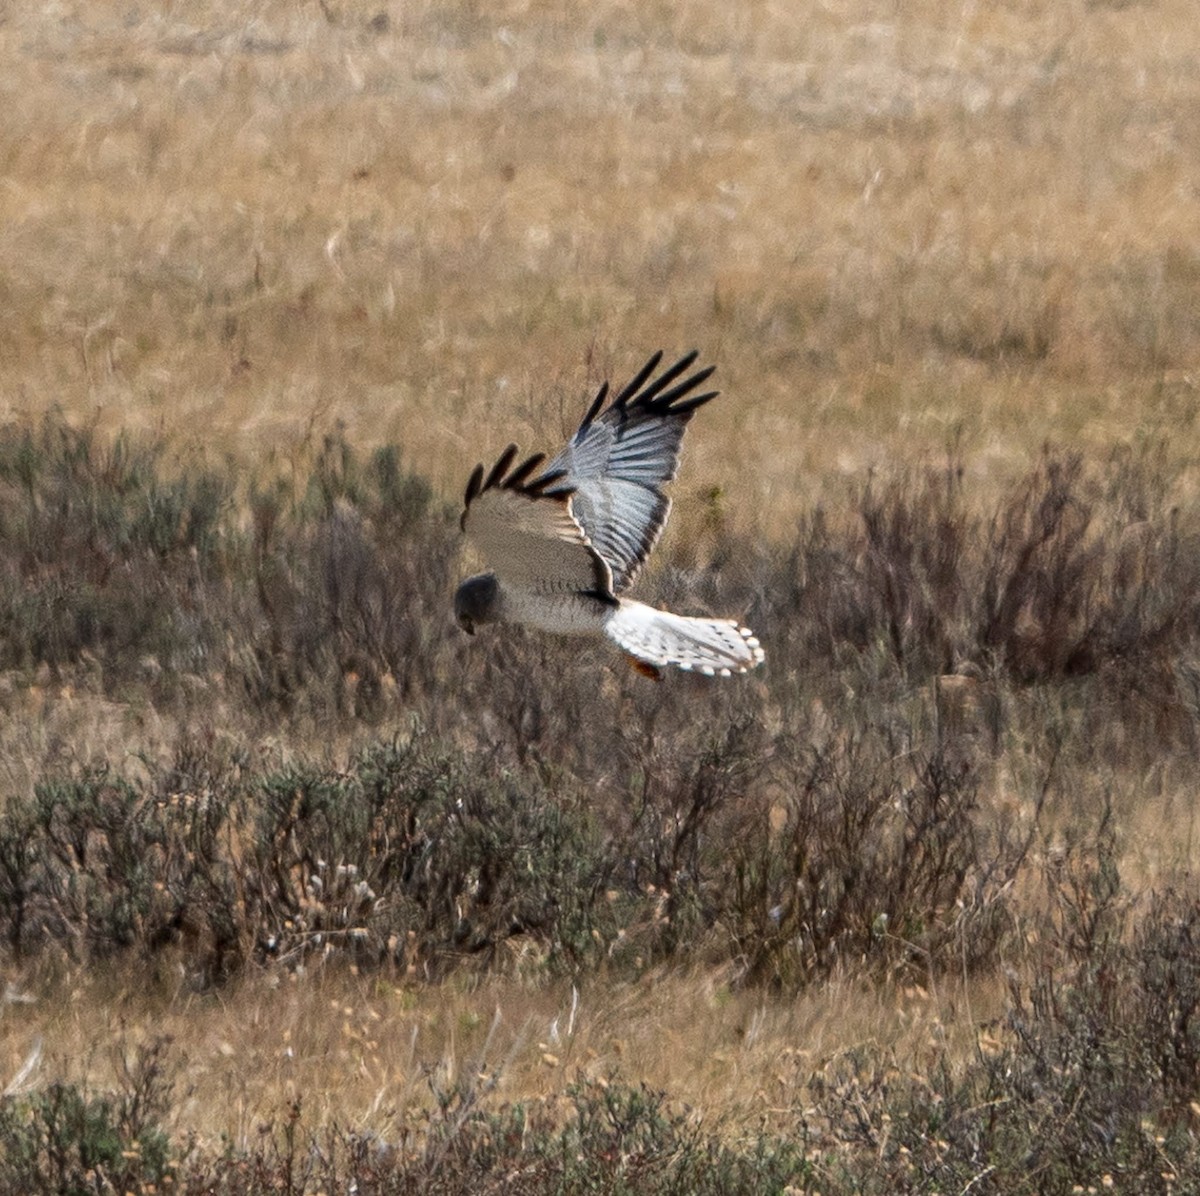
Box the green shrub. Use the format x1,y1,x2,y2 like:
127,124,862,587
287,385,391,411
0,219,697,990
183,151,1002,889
0,760,241,980
802,845,1200,1194
0,420,230,681
0,1040,174,1196
244,739,612,975
0,737,616,982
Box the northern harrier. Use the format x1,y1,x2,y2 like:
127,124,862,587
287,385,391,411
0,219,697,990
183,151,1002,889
454,351,764,678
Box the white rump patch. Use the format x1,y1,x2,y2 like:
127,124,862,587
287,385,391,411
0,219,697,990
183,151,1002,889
605,601,765,676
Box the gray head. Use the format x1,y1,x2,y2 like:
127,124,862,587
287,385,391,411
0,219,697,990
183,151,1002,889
454,572,501,635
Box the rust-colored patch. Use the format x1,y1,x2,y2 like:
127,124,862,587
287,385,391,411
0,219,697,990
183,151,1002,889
627,656,662,681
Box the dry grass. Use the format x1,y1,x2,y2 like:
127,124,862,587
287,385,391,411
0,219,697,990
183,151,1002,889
4,0,1200,525
0,961,998,1150
4,1,1200,1187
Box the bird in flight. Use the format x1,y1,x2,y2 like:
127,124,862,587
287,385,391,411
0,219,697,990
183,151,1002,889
453,351,763,678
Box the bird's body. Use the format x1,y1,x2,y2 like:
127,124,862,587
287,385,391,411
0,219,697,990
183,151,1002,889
496,589,616,637
454,351,764,677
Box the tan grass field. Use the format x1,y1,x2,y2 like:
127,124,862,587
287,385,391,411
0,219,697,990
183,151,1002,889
3,0,1200,1173
4,0,1200,517
2,962,999,1152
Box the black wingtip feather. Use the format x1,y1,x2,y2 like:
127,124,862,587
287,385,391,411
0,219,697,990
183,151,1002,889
580,382,609,431
525,467,571,496
483,444,519,492
652,365,718,410
464,463,484,507
633,350,701,406
614,351,665,408
594,350,716,423
461,463,485,527
662,387,720,417
504,451,547,489
462,449,577,528
464,350,719,534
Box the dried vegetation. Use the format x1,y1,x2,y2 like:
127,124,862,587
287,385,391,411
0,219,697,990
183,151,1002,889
0,419,1199,1190
4,0,1200,1190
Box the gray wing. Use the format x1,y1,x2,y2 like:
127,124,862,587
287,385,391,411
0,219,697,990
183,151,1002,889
544,351,718,592
460,445,615,597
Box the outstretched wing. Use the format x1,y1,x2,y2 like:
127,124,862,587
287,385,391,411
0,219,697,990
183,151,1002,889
544,350,719,592
460,445,614,596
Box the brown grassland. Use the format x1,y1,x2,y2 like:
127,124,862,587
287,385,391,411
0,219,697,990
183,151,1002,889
2,0,1200,1191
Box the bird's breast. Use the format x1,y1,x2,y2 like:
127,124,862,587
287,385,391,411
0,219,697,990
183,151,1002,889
502,589,616,636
